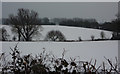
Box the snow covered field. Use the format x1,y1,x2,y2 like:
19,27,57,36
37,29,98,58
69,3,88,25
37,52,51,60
0,25,119,68
1,25,112,40
2,40,119,68
0,42,2,53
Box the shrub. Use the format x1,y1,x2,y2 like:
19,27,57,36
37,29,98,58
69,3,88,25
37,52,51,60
44,30,66,41
1,44,119,74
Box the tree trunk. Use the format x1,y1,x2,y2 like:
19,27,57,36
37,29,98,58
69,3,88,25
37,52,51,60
18,32,21,41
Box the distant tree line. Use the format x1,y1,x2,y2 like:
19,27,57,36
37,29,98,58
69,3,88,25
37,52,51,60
2,17,99,28
3,16,119,34
101,17,120,40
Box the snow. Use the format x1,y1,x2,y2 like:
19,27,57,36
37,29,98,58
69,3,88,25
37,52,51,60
0,25,118,68
0,25,112,40
0,42,2,53
118,41,120,71
2,40,119,68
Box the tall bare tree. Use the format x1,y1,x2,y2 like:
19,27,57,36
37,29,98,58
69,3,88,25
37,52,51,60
8,8,41,41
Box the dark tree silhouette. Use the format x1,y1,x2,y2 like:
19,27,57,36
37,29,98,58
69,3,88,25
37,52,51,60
0,28,2,41
110,13,120,40
91,35,95,41
8,8,41,41
59,18,99,28
0,27,10,41
41,17,50,24
78,37,82,41
45,30,66,41
100,31,106,39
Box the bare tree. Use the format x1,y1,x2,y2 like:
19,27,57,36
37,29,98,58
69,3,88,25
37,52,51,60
78,36,82,41
100,31,106,39
8,8,41,41
0,27,9,41
0,28,2,41
45,30,66,41
91,35,95,41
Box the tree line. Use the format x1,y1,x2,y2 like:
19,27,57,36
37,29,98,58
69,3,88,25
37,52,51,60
2,13,120,34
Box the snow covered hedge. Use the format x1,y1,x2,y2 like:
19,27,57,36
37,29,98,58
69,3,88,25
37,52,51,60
1,42,120,74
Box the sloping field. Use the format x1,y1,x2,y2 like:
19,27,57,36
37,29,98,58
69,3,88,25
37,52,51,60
1,25,112,40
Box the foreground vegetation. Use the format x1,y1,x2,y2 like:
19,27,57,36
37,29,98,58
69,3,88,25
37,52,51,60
0,44,119,74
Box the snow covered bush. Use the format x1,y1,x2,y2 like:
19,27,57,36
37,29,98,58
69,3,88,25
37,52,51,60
1,44,119,74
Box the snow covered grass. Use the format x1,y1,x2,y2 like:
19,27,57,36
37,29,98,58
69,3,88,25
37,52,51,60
2,40,118,68
1,25,112,41
1,43,119,73
0,24,118,69
0,42,2,53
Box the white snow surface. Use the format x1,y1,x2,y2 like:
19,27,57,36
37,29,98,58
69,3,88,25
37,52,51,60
0,25,112,40
0,25,118,68
0,42,2,53
2,41,118,68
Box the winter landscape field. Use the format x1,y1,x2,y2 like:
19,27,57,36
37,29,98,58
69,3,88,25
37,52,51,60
1,25,112,41
2,40,118,67
0,24,119,73
0,2,120,74
1,25,119,70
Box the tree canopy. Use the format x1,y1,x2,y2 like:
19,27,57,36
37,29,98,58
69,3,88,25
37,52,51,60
8,8,41,41
45,30,66,41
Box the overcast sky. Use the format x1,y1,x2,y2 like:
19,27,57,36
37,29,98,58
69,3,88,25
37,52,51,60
0,2,1,19
2,2,118,23
1,0,120,2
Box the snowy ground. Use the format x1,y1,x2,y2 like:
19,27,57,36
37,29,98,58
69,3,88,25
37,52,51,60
0,42,2,53
0,25,118,69
1,25,112,40
2,40,119,68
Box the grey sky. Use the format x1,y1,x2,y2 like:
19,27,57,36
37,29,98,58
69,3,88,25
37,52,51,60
2,2,118,23
0,2,2,24
1,0,120,2
0,2,1,19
